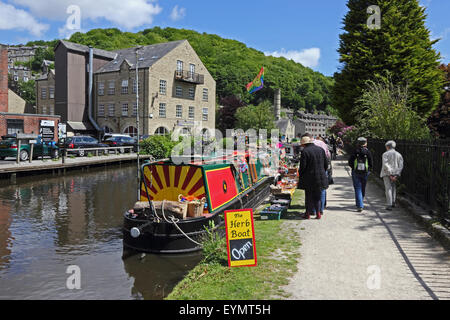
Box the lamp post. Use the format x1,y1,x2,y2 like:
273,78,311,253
135,47,143,201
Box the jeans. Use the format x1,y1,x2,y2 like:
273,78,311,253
383,176,397,206
352,171,369,209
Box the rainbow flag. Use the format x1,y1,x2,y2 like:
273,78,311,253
246,67,264,94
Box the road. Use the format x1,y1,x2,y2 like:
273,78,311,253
283,157,450,300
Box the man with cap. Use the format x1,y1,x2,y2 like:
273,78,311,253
380,140,404,211
348,137,373,212
297,134,329,219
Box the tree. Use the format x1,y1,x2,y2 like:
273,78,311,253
235,101,276,132
428,64,450,139
333,0,443,125
355,75,431,140
216,95,246,133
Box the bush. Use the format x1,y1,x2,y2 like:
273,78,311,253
139,135,177,159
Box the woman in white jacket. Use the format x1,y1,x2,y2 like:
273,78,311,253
380,141,404,210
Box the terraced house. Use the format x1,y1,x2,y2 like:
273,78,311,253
94,40,216,137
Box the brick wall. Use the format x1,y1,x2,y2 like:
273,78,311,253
0,113,60,140
0,45,8,113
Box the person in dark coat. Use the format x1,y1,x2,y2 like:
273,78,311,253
297,135,329,220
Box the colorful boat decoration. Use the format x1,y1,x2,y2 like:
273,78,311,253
123,152,276,254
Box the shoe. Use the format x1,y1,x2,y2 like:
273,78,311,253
385,207,392,211
357,208,363,212
305,213,311,220
317,212,322,220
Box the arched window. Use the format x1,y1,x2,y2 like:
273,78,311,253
123,126,138,137
155,127,169,136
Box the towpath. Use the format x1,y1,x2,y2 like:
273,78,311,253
283,156,450,300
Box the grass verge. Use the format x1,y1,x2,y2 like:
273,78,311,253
166,190,305,300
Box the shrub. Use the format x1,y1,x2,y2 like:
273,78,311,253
139,135,178,160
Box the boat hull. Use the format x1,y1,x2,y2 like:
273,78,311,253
123,176,272,254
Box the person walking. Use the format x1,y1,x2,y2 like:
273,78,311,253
297,135,329,220
380,140,404,211
348,137,373,212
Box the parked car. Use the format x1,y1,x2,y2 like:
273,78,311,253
0,135,59,161
102,133,132,141
65,136,108,157
103,136,138,153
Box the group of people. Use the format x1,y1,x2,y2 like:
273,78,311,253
296,134,404,219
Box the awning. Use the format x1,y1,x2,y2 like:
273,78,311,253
66,121,94,131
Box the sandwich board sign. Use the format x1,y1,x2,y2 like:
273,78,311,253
224,209,257,268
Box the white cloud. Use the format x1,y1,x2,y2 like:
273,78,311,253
265,48,321,68
11,0,163,30
170,5,186,21
0,1,49,37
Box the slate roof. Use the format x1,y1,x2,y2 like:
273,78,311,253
57,40,118,60
95,40,186,74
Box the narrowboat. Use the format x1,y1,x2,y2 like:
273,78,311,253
123,152,276,254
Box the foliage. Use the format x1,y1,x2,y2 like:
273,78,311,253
216,95,246,133
62,27,334,112
428,64,450,139
333,0,443,125
200,221,227,265
354,75,431,140
30,47,54,72
8,74,36,106
139,134,177,159
235,101,276,132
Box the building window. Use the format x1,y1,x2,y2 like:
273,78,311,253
98,82,105,96
155,127,169,136
189,87,195,99
189,64,195,78
132,80,138,94
202,108,209,121
123,126,138,138
7,119,24,135
49,105,54,115
108,104,115,117
188,106,195,120
98,104,105,117
41,87,47,99
175,86,183,97
108,81,115,95
202,88,208,101
122,103,129,117
49,87,54,99
121,80,129,94
159,103,166,118
42,106,47,114
176,105,183,119
160,80,167,95
177,60,183,73
132,102,137,116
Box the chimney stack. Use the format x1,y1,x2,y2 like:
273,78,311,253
0,44,8,113
274,88,281,120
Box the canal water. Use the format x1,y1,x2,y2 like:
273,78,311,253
0,164,202,300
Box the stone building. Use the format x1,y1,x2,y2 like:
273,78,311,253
94,40,216,137
35,69,55,115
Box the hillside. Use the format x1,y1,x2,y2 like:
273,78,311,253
27,27,334,114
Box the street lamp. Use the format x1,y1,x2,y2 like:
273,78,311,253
135,46,144,201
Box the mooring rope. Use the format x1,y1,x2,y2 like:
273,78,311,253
161,200,203,247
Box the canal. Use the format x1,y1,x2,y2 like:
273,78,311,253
0,164,202,299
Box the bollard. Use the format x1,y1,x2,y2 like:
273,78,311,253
16,140,21,164
29,143,34,164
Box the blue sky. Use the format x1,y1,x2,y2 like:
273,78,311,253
0,0,448,76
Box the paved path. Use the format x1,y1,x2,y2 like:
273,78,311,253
283,157,450,300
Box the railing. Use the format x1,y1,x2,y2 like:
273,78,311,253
65,146,135,156
174,70,205,84
367,139,450,224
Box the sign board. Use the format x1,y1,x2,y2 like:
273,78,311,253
224,209,257,268
58,123,67,139
40,120,55,142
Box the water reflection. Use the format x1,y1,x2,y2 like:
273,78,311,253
0,165,201,299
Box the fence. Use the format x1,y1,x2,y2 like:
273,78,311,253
367,139,450,224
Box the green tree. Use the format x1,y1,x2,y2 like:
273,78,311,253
355,75,431,140
235,101,276,132
333,0,443,125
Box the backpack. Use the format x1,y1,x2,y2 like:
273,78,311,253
354,149,369,173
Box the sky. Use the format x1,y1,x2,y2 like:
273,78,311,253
0,0,449,76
